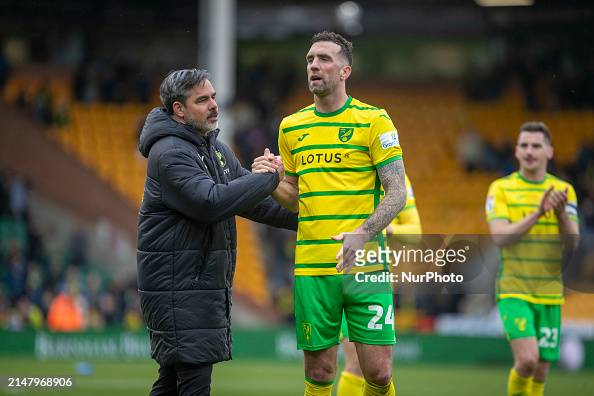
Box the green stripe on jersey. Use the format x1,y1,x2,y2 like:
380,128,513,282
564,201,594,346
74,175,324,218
299,214,369,222
502,256,562,263
282,122,371,134
535,221,559,226
501,275,562,281
296,166,376,176
375,155,402,168
294,263,337,268
290,144,369,154
517,239,561,245
296,239,342,246
299,189,375,198
503,188,547,192
297,105,381,114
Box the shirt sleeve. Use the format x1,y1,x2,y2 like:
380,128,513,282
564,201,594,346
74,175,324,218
369,111,403,168
486,181,510,222
278,119,297,176
566,184,579,223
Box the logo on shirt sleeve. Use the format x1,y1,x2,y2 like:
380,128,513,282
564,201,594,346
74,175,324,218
379,131,399,149
565,204,578,216
486,196,495,213
407,185,414,199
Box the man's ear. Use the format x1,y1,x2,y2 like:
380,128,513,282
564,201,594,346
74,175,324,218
340,65,352,81
172,101,185,118
547,144,554,160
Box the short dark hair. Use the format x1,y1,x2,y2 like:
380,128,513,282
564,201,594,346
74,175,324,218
160,68,210,114
311,31,353,66
519,121,552,144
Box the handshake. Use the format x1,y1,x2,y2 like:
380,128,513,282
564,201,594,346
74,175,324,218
252,148,285,180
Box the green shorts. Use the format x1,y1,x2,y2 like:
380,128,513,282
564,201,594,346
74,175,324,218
498,298,561,361
294,273,396,350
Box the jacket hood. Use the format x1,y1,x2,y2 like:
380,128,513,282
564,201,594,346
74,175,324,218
138,107,218,157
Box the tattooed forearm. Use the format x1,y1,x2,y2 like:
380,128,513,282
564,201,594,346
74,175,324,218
359,159,406,238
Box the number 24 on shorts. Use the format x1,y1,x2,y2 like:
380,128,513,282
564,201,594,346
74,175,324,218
368,304,394,330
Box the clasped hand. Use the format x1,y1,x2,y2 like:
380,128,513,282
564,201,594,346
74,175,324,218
252,148,285,180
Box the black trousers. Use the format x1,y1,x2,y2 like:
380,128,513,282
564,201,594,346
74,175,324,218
149,363,213,396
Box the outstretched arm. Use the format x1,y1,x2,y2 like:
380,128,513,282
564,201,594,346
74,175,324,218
251,149,299,213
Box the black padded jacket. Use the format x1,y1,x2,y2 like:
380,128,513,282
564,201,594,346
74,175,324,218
137,108,297,366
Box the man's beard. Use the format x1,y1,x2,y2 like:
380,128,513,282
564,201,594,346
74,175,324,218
308,78,337,97
188,117,217,135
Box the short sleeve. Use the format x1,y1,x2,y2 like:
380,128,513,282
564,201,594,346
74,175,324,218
278,119,296,176
369,111,403,169
486,181,510,222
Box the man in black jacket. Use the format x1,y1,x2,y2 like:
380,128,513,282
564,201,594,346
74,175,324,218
137,68,297,396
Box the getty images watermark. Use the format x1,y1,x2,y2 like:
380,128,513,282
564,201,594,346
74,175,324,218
338,234,591,294
353,244,468,284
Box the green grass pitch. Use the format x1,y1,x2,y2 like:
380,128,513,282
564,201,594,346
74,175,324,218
1,358,592,395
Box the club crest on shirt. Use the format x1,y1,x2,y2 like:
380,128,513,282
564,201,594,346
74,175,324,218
338,127,354,142
215,149,226,168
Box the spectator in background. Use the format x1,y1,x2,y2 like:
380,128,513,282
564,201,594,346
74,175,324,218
9,174,29,222
4,241,27,302
457,128,499,172
46,284,85,332
31,82,53,125
66,229,88,268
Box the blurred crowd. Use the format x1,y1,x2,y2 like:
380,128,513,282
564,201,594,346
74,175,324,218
0,172,142,332
73,60,155,104
13,81,70,127
466,38,594,111
2,27,593,331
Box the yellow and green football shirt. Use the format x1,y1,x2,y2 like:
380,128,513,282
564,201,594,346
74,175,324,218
278,96,403,276
486,172,579,305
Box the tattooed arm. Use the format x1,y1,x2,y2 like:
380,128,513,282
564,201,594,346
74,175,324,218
358,159,407,237
333,158,407,272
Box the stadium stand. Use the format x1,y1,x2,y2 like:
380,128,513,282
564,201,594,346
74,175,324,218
2,67,593,327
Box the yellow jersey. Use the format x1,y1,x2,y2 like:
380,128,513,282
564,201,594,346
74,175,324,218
389,175,421,235
278,96,403,276
486,172,579,305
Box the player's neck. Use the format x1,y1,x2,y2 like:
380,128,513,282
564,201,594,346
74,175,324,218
314,91,349,114
519,167,547,182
